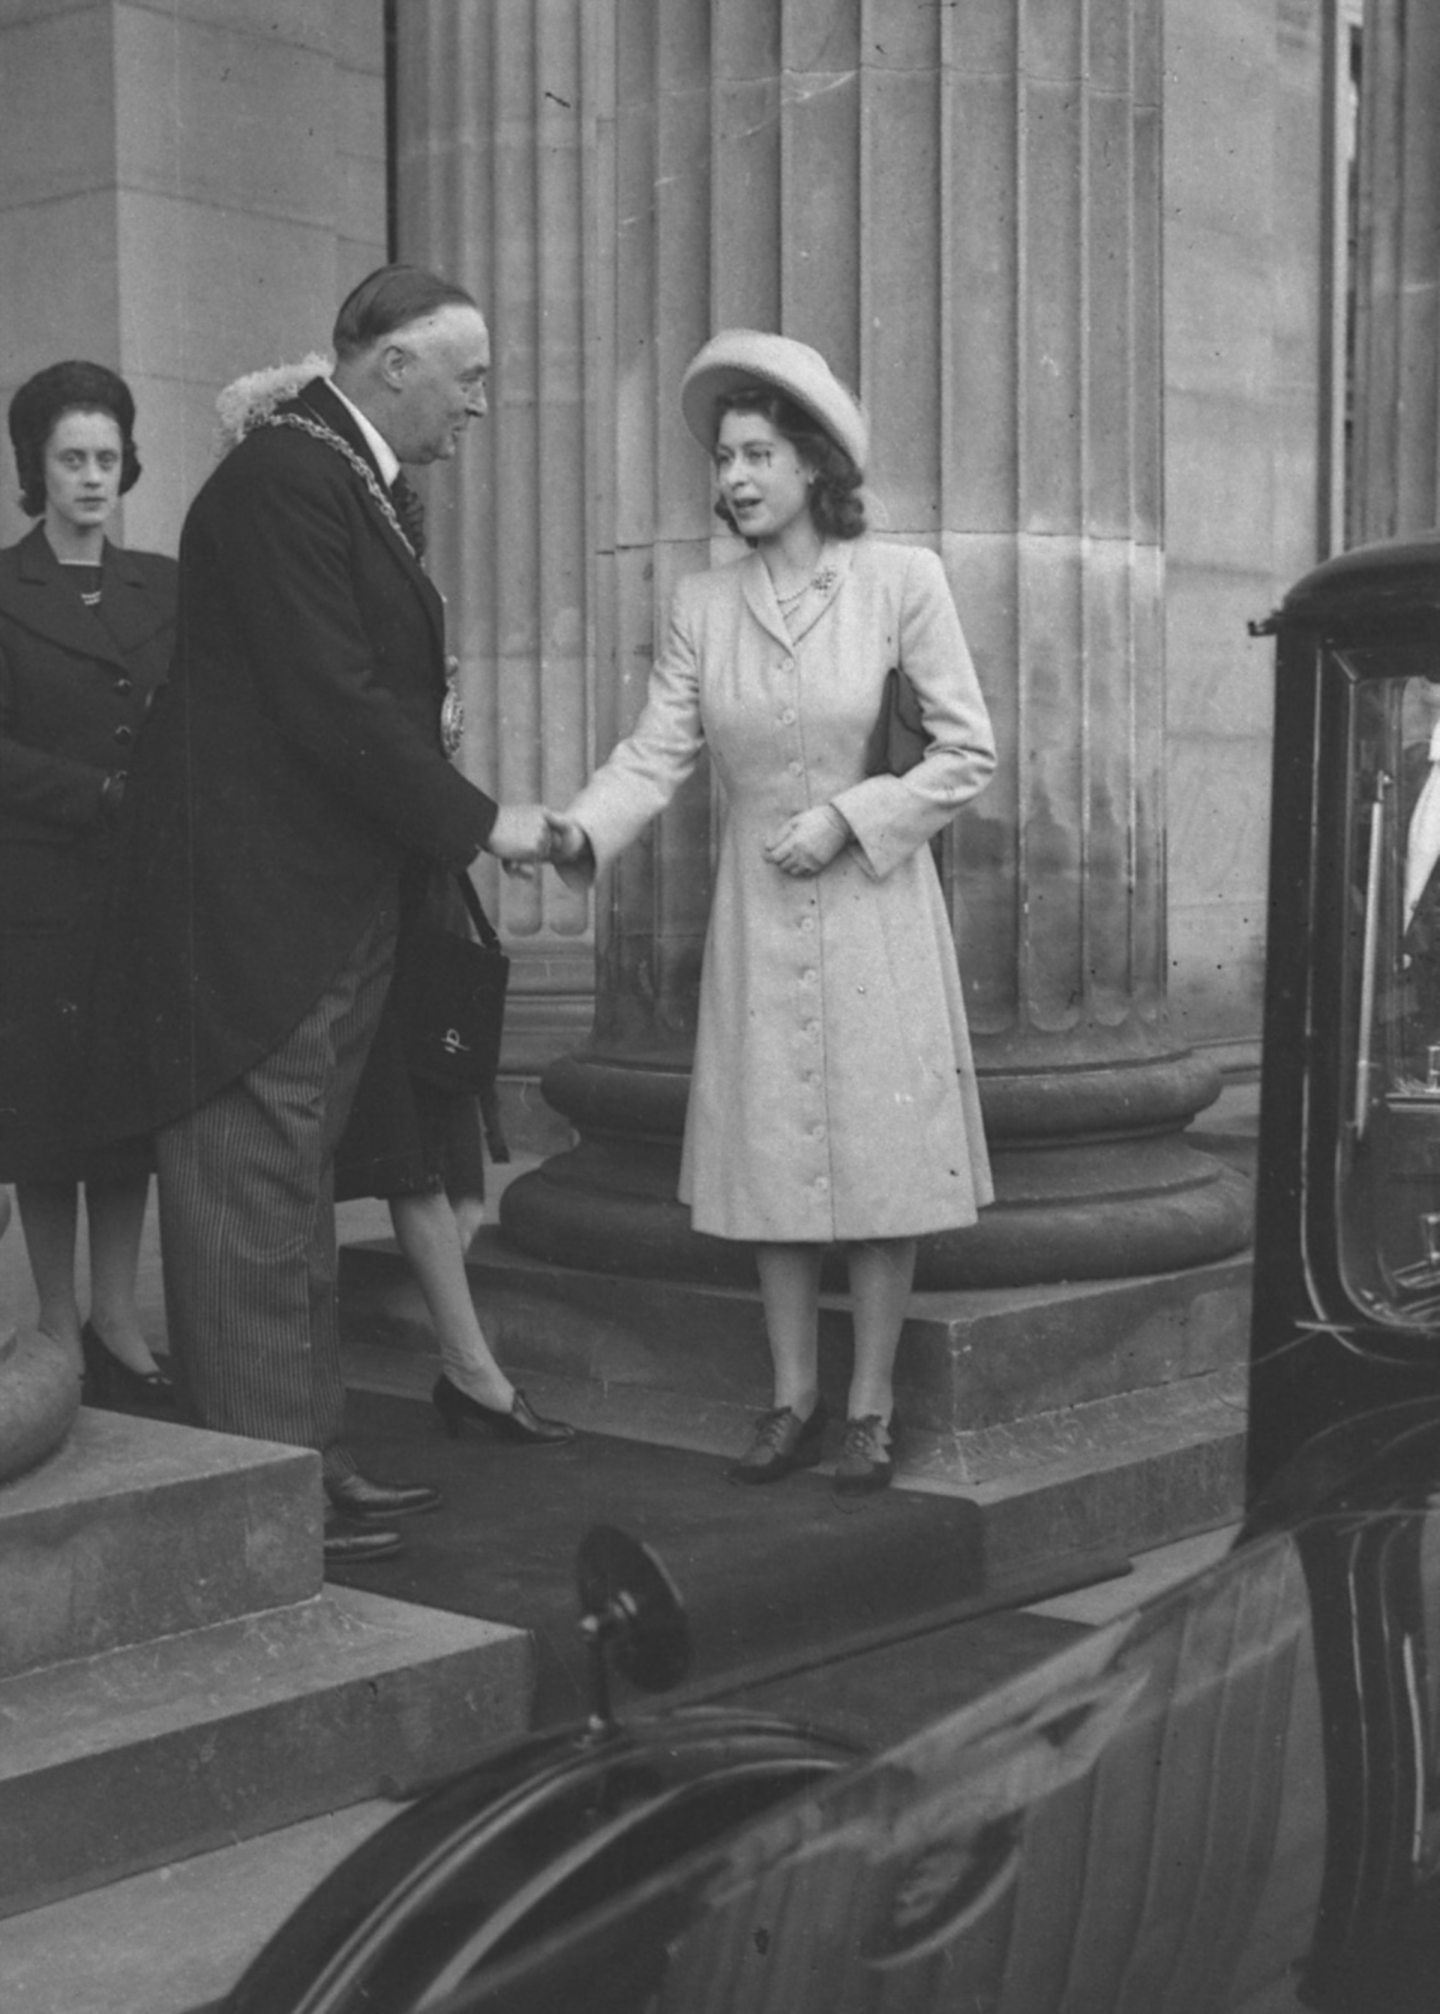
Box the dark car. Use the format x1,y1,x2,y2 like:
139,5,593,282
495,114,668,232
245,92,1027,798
223,1398,1440,2014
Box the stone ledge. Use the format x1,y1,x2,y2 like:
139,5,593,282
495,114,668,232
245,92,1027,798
0,1586,532,1921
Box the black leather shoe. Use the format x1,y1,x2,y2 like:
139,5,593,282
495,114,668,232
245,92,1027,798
80,1322,176,1413
323,1514,402,1565
833,1413,896,1496
432,1373,576,1445
326,1472,442,1522
726,1401,827,1485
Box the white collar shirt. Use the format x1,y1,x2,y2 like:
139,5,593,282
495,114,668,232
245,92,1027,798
327,380,401,490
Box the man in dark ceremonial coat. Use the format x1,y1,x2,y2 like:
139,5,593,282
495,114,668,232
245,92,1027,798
126,265,549,1562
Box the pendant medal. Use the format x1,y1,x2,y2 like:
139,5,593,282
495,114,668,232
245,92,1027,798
441,664,465,757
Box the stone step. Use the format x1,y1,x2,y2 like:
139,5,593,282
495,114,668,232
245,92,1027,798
0,1407,320,1680
0,1581,531,1921
0,1801,399,2014
338,1235,1252,1572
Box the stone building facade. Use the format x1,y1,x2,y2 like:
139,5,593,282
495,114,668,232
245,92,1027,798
0,0,1397,1304
0,0,1361,1056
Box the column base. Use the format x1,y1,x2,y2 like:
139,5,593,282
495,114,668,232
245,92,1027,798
500,1045,1255,1289
498,1133,1254,1289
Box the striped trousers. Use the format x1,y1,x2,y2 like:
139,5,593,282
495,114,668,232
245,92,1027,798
155,900,398,1485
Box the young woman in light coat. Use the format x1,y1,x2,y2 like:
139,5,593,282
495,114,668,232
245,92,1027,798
547,331,996,1493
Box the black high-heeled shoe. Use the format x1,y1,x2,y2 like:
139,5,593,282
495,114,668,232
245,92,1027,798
81,1322,176,1412
431,1373,575,1446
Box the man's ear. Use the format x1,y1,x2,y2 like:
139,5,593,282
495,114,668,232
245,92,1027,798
379,342,411,391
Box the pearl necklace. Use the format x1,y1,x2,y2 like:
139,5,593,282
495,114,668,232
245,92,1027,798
770,561,838,607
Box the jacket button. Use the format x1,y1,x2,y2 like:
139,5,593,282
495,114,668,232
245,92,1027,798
113,723,135,745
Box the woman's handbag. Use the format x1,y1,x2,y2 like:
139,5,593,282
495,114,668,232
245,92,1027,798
396,873,510,1095
864,666,928,777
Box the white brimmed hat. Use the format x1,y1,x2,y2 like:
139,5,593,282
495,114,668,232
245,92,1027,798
680,329,869,472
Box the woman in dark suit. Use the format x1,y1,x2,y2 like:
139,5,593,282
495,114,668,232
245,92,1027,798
334,865,574,1448
0,361,176,1406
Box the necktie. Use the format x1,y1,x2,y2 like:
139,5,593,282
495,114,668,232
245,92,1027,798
390,471,426,561
1405,720,1440,927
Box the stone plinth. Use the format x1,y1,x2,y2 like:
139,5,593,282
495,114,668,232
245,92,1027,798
339,1230,1251,1576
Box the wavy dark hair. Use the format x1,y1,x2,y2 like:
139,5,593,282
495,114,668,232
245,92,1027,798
332,263,479,362
9,361,140,518
710,387,867,542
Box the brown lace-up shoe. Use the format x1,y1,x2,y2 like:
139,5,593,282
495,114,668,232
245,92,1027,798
833,1413,896,1495
726,1401,828,1485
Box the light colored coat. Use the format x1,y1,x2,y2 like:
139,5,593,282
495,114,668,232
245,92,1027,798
567,534,997,1242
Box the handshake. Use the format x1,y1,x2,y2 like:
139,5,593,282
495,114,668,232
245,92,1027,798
485,804,590,875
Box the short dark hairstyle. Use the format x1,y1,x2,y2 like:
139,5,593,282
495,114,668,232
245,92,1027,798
710,388,867,542
8,360,141,518
332,264,479,362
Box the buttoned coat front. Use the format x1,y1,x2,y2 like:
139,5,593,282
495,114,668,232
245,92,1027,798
567,535,996,1242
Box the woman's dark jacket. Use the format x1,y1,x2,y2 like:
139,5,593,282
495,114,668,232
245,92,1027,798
0,524,176,1178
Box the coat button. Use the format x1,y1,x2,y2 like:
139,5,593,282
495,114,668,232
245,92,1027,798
113,723,135,745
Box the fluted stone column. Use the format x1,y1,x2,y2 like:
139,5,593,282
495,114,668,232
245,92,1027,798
394,0,600,1070
1349,0,1440,545
398,0,1249,1288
